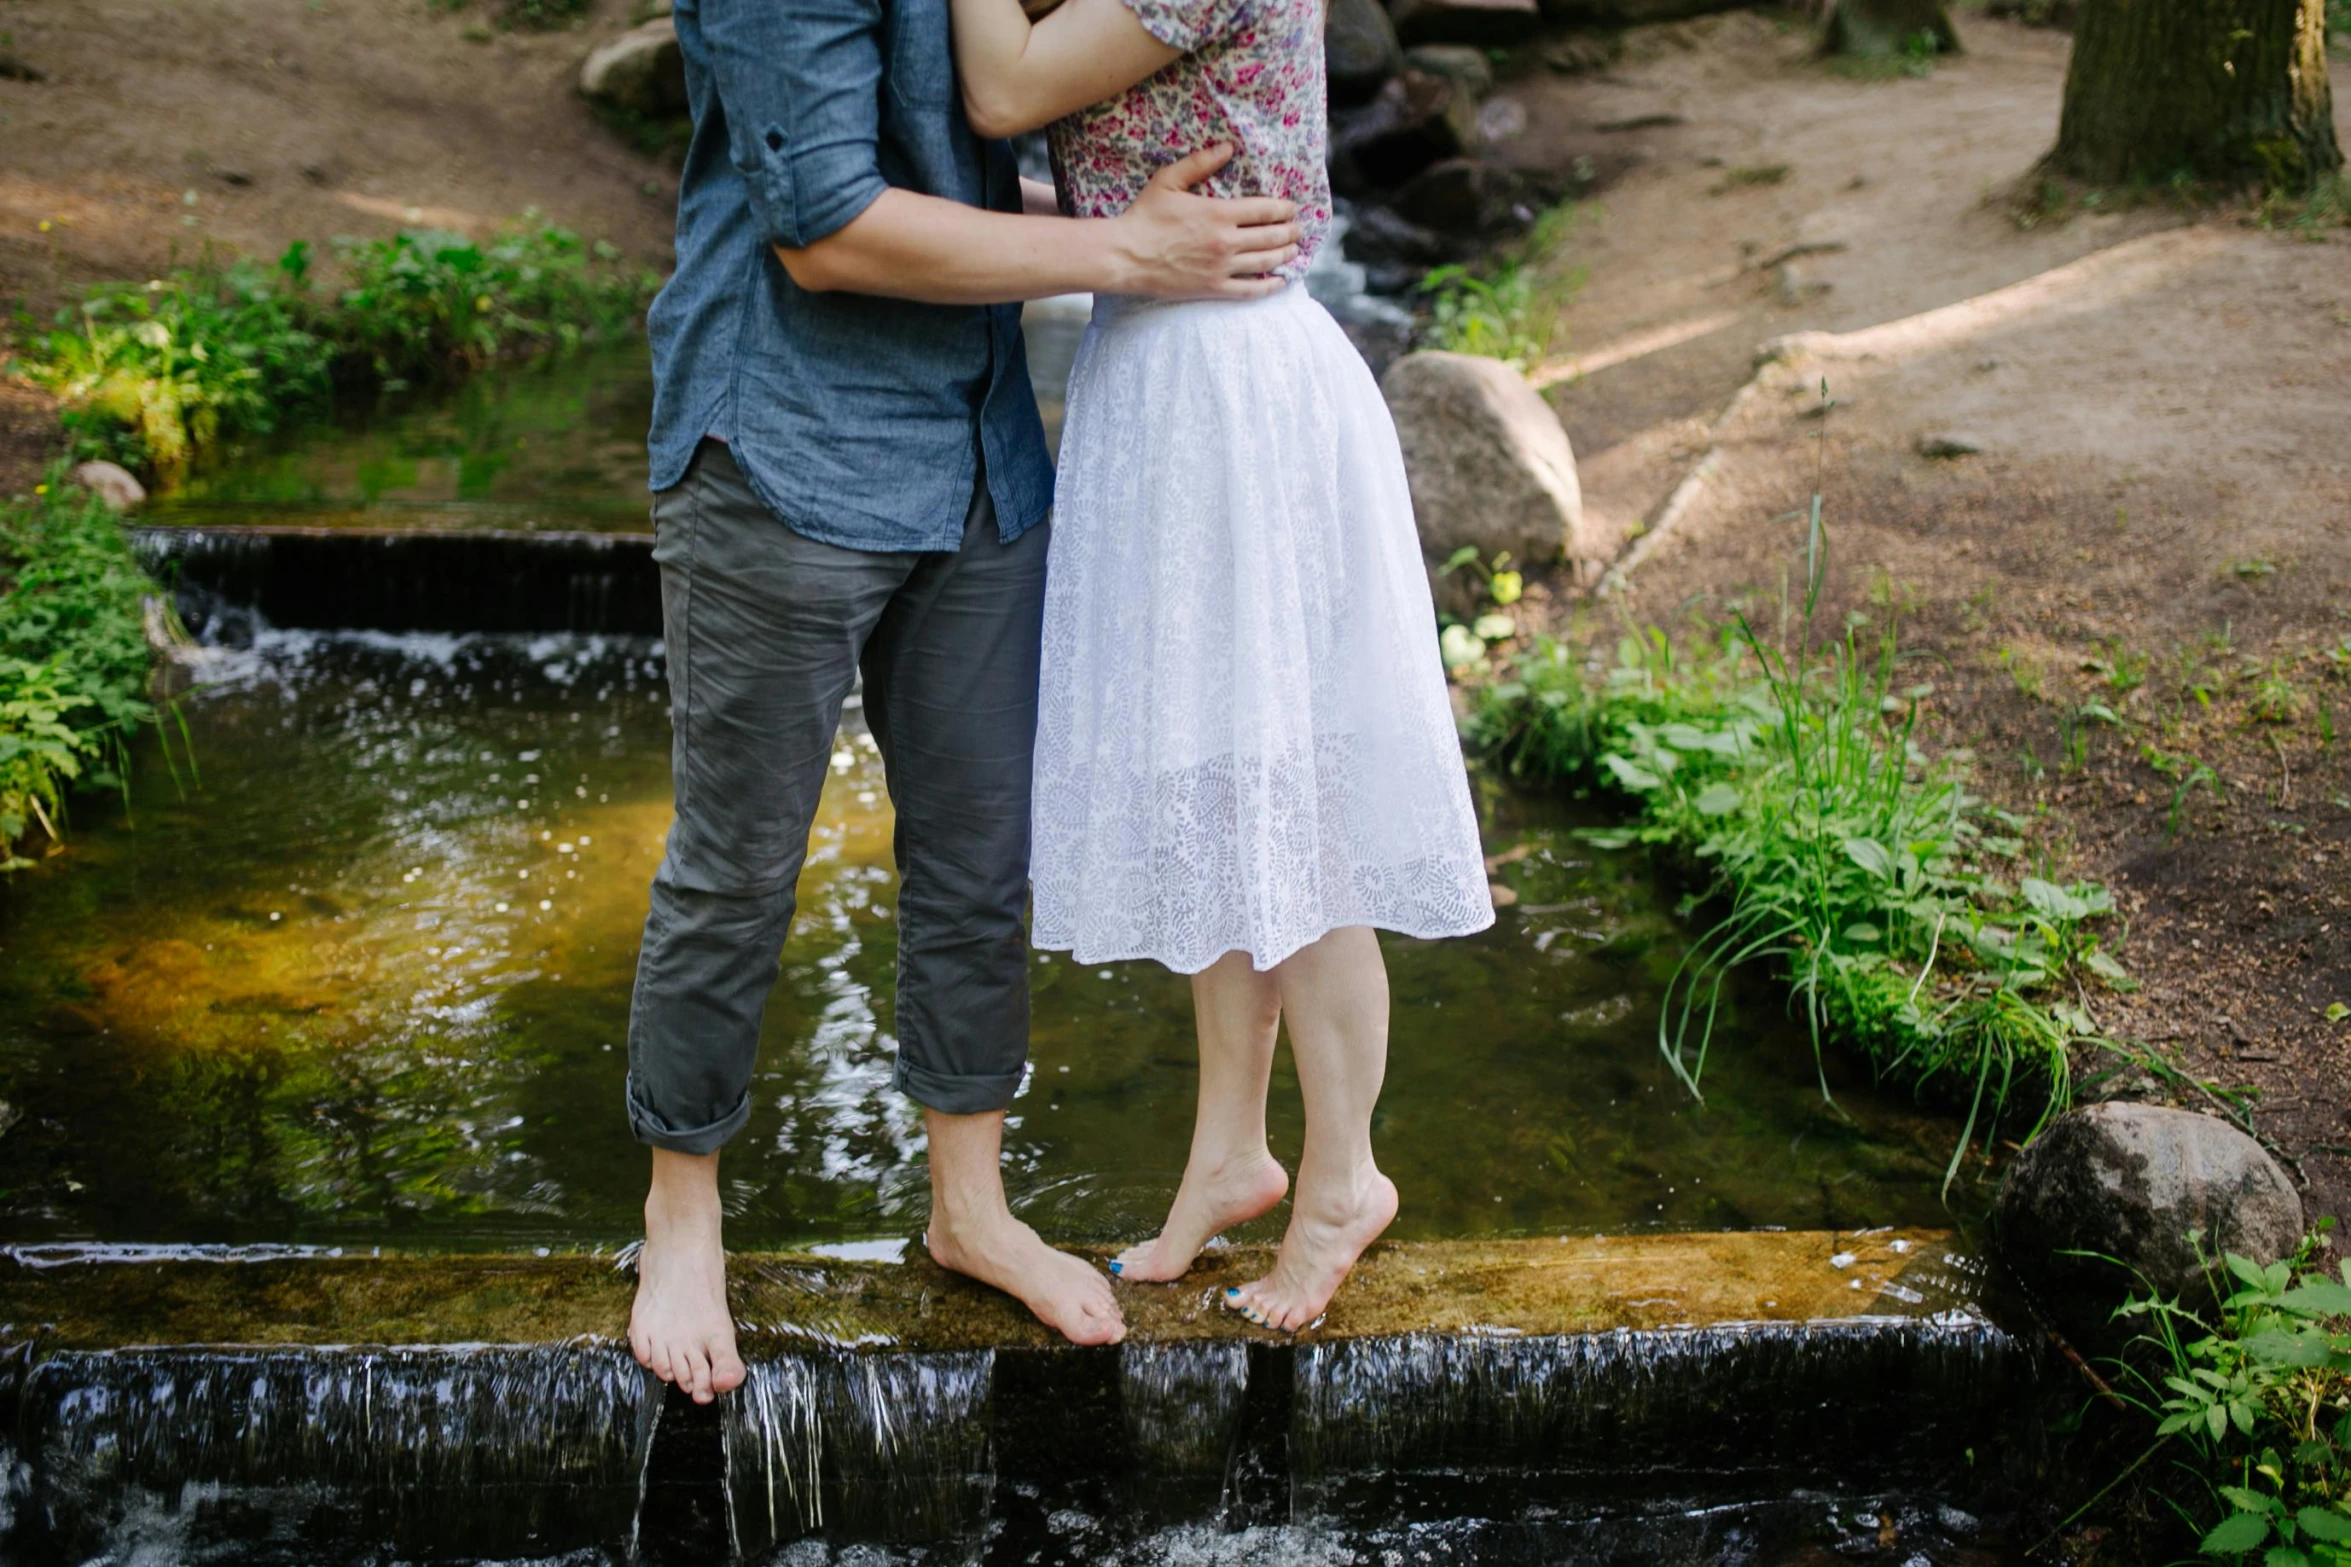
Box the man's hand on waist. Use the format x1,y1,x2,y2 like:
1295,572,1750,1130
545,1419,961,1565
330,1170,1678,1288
1105,144,1301,300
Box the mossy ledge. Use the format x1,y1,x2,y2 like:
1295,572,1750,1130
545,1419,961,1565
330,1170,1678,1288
0,1229,1976,1352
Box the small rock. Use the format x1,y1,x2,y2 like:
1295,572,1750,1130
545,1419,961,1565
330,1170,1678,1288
1543,32,1624,72
1390,0,1540,49
579,16,685,117
1995,1102,2304,1346
1394,157,1528,234
1380,351,1599,612
1476,97,1529,144
1914,432,1984,458
1326,0,1404,105
1402,43,1495,99
1774,262,1829,306
1345,202,1455,270
1330,70,1467,192
1488,882,1520,907
71,461,147,512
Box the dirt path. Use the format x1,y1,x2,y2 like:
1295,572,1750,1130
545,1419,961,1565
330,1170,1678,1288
0,0,680,492
1520,13,2351,1222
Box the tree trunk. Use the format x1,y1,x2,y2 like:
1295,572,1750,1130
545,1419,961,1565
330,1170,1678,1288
1819,0,1961,57
2050,0,2341,191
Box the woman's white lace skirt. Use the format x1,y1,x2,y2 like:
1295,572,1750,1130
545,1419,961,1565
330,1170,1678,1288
1030,285,1495,974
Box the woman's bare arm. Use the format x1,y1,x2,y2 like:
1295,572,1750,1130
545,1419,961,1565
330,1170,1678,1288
951,0,1184,138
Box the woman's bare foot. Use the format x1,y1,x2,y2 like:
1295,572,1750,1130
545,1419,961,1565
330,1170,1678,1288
629,1151,747,1405
1224,1164,1397,1332
927,1210,1128,1346
1111,1150,1289,1282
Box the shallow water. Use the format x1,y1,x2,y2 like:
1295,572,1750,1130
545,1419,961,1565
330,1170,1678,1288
148,343,660,535
0,630,1983,1251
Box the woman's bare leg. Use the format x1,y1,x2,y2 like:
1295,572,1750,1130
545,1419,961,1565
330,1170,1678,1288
1111,949,1290,1281
1226,925,1398,1330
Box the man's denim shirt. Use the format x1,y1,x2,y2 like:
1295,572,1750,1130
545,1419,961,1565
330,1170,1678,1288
646,0,1055,551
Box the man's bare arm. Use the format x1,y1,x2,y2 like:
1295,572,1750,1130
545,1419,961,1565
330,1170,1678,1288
778,144,1297,303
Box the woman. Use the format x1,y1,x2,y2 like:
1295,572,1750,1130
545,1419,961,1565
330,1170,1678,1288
951,0,1493,1329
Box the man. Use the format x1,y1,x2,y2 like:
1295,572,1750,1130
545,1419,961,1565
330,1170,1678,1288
624,0,1302,1403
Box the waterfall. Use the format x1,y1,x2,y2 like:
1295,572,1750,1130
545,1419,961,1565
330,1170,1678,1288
1289,1317,2027,1524
721,1350,994,1555
129,526,662,636
15,1344,649,1563
1120,1340,1252,1524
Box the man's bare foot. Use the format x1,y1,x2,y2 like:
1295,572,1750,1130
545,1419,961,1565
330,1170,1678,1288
1223,1164,1398,1332
927,1210,1127,1346
629,1155,747,1405
1110,1150,1289,1283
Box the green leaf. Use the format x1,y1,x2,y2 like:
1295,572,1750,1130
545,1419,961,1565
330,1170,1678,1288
2226,1487,2276,1513
1841,837,1895,878
1692,782,1742,817
2267,1548,2312,1567
2277,1282,2351,1317
2299,1510,2351,1544
2328,1003,2350,1024
1602,755,1665,792
2203,1512,2274,1553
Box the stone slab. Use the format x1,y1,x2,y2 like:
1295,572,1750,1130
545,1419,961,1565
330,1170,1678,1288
0,1229,1975,1352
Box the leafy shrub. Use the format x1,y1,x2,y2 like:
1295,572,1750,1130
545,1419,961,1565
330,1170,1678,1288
15,220,655,479
1469,511,2131,1182
1418,264,1546,366
2116,1236,2351,1561
0,477,169,863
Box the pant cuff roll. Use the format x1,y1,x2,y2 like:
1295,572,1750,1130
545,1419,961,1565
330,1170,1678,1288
626,1077,753,1155
894,1057,1025,1116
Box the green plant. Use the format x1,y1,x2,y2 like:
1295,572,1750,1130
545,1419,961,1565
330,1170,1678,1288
1418,264,1547,366
1414,203,1586,368
1435,548,1525,672
2251,663,2309,727
13,220,655,479
0,475,177,864
2141,745,2222,836
1470,507,2130,1188
2113,1234,2351,1559
1709,163,1791,194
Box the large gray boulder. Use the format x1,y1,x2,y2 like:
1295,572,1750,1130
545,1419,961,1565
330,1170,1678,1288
1326,0,1404,105
580,18,686,117
1996,1103,2304,1341
1380,351,1595,611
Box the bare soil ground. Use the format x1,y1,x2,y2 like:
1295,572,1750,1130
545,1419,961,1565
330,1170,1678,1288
0,0,680,492
1514,12,2351,1224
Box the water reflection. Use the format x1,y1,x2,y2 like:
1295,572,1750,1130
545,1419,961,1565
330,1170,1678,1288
148,346,659,535
0,634,1984,1250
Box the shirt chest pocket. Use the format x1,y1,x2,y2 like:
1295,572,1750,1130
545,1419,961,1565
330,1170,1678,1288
884,0,957,108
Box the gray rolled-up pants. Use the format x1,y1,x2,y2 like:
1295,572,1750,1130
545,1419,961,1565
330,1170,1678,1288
625,440,1047,1154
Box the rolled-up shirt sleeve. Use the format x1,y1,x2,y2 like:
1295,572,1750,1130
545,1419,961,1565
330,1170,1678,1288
702,0,891,250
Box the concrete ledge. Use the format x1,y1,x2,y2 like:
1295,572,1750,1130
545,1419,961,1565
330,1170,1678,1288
0,1230,1974,1351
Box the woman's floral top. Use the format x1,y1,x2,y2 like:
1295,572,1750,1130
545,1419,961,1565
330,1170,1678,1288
1046,0,1331,281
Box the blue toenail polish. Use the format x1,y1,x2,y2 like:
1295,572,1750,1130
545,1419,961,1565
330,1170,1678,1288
1225,1286,1240,1297
1108,1261,1123,1274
